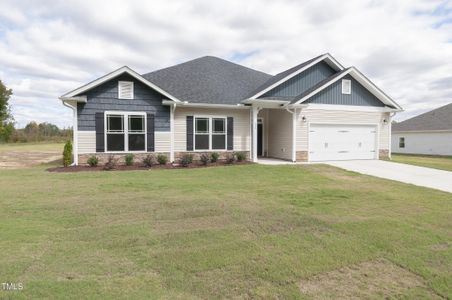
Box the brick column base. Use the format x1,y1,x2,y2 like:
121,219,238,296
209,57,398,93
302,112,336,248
296,151,308,162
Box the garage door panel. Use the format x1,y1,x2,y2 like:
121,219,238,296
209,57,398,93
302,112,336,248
309,124,377,162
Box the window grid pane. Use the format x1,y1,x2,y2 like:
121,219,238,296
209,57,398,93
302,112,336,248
213,118,225,133
107,115,124,133
195,118,209,134
129,115,145,133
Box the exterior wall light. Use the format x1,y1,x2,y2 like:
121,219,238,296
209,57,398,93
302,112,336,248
301,116,307,122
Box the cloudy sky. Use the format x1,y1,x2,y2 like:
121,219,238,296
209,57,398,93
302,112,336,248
1,0,451,128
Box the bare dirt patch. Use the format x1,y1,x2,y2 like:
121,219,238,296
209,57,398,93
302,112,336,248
0,151,60,169
299,259,441,299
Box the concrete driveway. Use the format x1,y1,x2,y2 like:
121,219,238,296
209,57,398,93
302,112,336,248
327,160,452,193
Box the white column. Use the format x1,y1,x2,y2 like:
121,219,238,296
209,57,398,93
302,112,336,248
170,104,176,162
291,108,297,162
252,106,259,162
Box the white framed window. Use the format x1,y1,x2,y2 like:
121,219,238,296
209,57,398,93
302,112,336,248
194,116,227,151
399,137,405,148
118,81,134,99
341,79,351,95
105,112,146,152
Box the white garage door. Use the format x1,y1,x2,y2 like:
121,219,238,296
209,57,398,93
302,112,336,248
309,124,377,162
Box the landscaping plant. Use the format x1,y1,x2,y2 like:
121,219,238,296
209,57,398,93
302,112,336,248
235,151,246,162
87,155,98,167
125,153,134,166
210,152,220,163
200,153,209,166
142,154,155,167
225,152,235,164
157,154,168,165
103,155,118,170
180,154,193,167
62,140,72,167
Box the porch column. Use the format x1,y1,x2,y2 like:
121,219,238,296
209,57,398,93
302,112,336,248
252,105,260,162
291,108,298,162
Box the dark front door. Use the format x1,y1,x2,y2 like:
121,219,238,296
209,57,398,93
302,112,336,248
257,122,263,156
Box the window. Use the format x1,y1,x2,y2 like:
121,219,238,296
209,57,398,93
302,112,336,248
399,137,405,148
194,117,227,150
341,79,351,94
106,112,146,152
118,81,134,99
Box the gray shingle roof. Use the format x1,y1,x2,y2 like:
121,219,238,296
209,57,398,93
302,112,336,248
247,54,325,99
392,103,452,132
142,56,271,105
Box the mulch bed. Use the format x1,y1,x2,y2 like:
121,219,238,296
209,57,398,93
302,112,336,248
47,161,252,173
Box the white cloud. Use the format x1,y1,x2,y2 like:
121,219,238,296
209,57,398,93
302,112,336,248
0,0,451,127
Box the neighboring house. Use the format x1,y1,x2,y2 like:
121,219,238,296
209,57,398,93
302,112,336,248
60,53,402,165
392,103,452,155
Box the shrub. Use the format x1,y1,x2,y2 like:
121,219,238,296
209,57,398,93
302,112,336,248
87,155,98,167
210,152,220,163
180,154,193,167
62,140,72,167
103,155,118,170
200,153,209,166
235,151,246,162
225,152,235,164
157,154,168,165
125,154,134,166
142,154,155,167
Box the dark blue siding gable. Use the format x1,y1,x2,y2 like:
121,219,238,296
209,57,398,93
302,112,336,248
77,74,170,131
262,61,335,98
304,75,385,107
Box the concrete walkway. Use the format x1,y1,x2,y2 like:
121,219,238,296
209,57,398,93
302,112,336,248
327,160,452,193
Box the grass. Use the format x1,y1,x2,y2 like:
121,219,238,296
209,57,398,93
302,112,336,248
0,162,451,299
0,142,64,153
391,153,452,172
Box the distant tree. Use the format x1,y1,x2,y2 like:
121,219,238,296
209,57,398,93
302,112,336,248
0,80,14,142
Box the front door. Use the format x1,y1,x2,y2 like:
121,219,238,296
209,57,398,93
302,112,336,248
257,121,263,156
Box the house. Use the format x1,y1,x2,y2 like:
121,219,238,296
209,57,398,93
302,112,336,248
60,53,403,165
392,103,452,155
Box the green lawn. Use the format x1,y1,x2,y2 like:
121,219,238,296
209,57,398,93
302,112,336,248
0,163,450,299
392,153,452,172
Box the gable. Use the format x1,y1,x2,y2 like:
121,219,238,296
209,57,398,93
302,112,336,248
304,75,386,107
77,73,170,131
262,61,336,98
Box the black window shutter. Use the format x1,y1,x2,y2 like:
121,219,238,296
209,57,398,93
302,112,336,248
95,112,104,152
186,116,194,151
227,117,233,150
147,113,155,152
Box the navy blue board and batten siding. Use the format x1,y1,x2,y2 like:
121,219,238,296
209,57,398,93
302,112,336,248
304,75,385,107
76,73,170,131
262,61,336,98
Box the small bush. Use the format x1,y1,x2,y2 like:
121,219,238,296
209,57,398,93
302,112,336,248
62,140,72,167
210,152,220,163
200,153,210,166
103,155,118,170
125,154,134,166
87,155,98,167
225,152,235,164
157,154,168,165
235,151,246,162
142,154,155,167
180,154,193,167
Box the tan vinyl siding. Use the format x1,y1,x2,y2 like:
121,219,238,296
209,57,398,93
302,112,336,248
77,131,96,154
174,107,250,152
155,131,171,152
267,109,293,160
296,109,390,152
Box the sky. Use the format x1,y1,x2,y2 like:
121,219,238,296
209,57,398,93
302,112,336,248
1,0,452,128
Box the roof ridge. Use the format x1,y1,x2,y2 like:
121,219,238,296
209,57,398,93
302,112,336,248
396,102,452,124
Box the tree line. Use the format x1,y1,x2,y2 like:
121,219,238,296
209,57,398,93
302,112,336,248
0,79,72,143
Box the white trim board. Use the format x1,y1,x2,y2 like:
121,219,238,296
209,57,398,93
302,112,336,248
298,103,398,112
292,67,403,111
60,66,181,103
248,53,344,99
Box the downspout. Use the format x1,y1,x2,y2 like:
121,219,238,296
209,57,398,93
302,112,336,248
62,100,78,166
170,103,177,163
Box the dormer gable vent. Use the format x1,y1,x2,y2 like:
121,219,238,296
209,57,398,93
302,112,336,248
118,81,134,99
